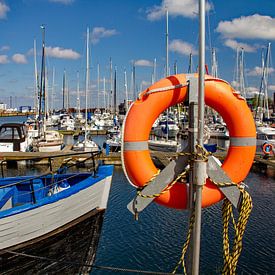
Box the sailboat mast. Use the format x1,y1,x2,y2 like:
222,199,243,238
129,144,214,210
239,48,246,98
264,43,271,119
235,47,240,90
62,70,66,111
174,60,178,74
33,39,39,115
109,57,113,113
188,52,193,73
97,63,100,110
67,79,69,112
153,58,157,84
255,44,271,121
124,69,128,112
39,25,46,136
165,9,169,77
114,67,117,114
211,48,218,78
103,77,106,111
76,71,80,116
85,27,90,142
52,67,55,112
133,61,136,100
45,66,48,120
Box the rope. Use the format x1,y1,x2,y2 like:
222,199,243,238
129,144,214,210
136,170,187,199
141,83,187,98
221,189,252,274
177,144,211,162
210,179,253,274
172,209,195,275
135,142,251,275
3,249,181,275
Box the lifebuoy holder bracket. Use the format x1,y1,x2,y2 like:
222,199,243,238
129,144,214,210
127,152,242,215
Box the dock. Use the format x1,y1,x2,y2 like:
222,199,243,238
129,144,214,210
0,149,274,175
58,129,107,136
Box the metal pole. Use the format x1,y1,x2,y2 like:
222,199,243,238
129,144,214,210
165,8,169,77
192,0,206,274
165,8,169,142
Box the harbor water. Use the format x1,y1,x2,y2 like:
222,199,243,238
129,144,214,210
93,168,274,275
0,116,274,274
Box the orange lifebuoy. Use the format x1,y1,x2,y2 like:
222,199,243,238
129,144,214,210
122,74,256,209
262,143,272,155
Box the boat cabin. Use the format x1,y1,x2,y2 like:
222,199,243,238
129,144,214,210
0,123,27,152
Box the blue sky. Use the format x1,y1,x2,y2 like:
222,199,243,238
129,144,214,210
0,0,274,109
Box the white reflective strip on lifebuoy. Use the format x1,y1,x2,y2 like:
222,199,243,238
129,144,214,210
123,141,148,151
230,137,256,146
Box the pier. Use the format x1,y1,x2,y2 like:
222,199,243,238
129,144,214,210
0,149,274,175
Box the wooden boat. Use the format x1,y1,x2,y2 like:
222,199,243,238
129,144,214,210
0,162,113,273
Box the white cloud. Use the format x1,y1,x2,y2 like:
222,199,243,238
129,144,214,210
216,14,275,40
0,2,9,19
224,39,256,52
0,55,9,64
169,39,197,55
247,66,275,76
91,27,118,44
12,54,27,64
146,0,212,21
49,0,74,4
0,45,10,51
45,46,80,59
268,85,275,91
135,59,153,67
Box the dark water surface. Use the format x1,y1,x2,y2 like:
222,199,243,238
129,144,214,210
93,168,275,275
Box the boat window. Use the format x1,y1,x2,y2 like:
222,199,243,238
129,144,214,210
13,129,20,139
257,134,267,140
0,127,13,139
267,135,275,140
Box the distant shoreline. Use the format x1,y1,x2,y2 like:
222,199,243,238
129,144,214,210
0,112,35,117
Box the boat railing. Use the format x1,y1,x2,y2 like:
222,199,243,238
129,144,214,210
0,149,102,178
0,150,102,209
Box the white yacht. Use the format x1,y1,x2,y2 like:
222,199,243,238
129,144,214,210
256,126,275,153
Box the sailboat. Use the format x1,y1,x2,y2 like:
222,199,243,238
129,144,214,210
73,27,99,153
148,10,181,152
254,43,274,155
29,25,64,153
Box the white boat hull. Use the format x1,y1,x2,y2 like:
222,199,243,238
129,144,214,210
0,174,112,250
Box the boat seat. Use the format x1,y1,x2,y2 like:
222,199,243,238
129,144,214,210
13,179,45,205
32,179,46,201
0,187,15,210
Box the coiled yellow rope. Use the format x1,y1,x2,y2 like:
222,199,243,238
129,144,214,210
221,188,252,274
